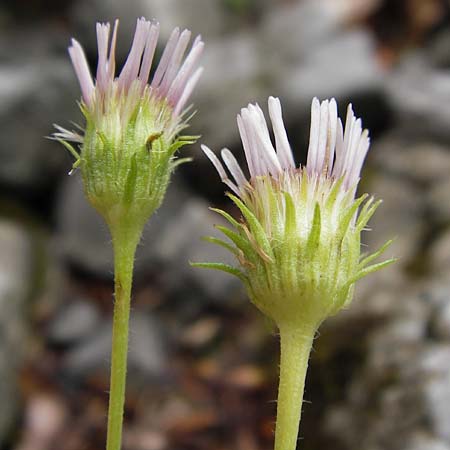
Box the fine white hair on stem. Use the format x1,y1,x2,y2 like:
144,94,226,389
203,96,371,198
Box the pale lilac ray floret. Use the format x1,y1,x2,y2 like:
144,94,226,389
201,97,371,197
68,17,204,117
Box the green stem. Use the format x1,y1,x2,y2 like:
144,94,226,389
274,325,315,450
105,227,140,450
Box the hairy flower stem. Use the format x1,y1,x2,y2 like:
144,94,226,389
274,324,315,450
106,226,140,450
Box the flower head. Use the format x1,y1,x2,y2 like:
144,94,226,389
54,18,204,233
197,97,394,330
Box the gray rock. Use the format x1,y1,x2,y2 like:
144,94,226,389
415,344,450,377
260,0,384,110
127,313,166,377
366,295,428,376
363,171,424,274
56,173,240,301
0,220,35,441
427,29,450,68
47,299,101,344
372,138,450,185
429,178,450,225
195,1,384,151
405,432,450,450
137,0,230,39
431,296,450,341
323,276,450,450
424,280,450,310
70,0,230,46
386,53,450,139
55,173,114,277
421,279,450,343
152,196,240,301
62,320,112,375
429,228,450,277
0,26,79,189
281,29,383,105
261,0,380,64
193,31,261,151
417,345,450,442
63,312,166,380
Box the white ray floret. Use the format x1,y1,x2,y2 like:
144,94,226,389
202,96,371,197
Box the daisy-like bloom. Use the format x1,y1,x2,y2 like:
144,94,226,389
197,97,394,450
53,19,204,450
54,18,204,233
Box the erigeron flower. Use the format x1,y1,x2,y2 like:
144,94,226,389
197,96,394,450
198,96,394,333
53,19,204,450
54,18,204,234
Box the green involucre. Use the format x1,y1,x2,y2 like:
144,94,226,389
64,91,197,235
194,173,395,330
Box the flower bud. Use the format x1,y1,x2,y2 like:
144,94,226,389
54,18,204,233
197,97,394,330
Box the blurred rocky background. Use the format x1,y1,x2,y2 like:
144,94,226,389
1,0,450,449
